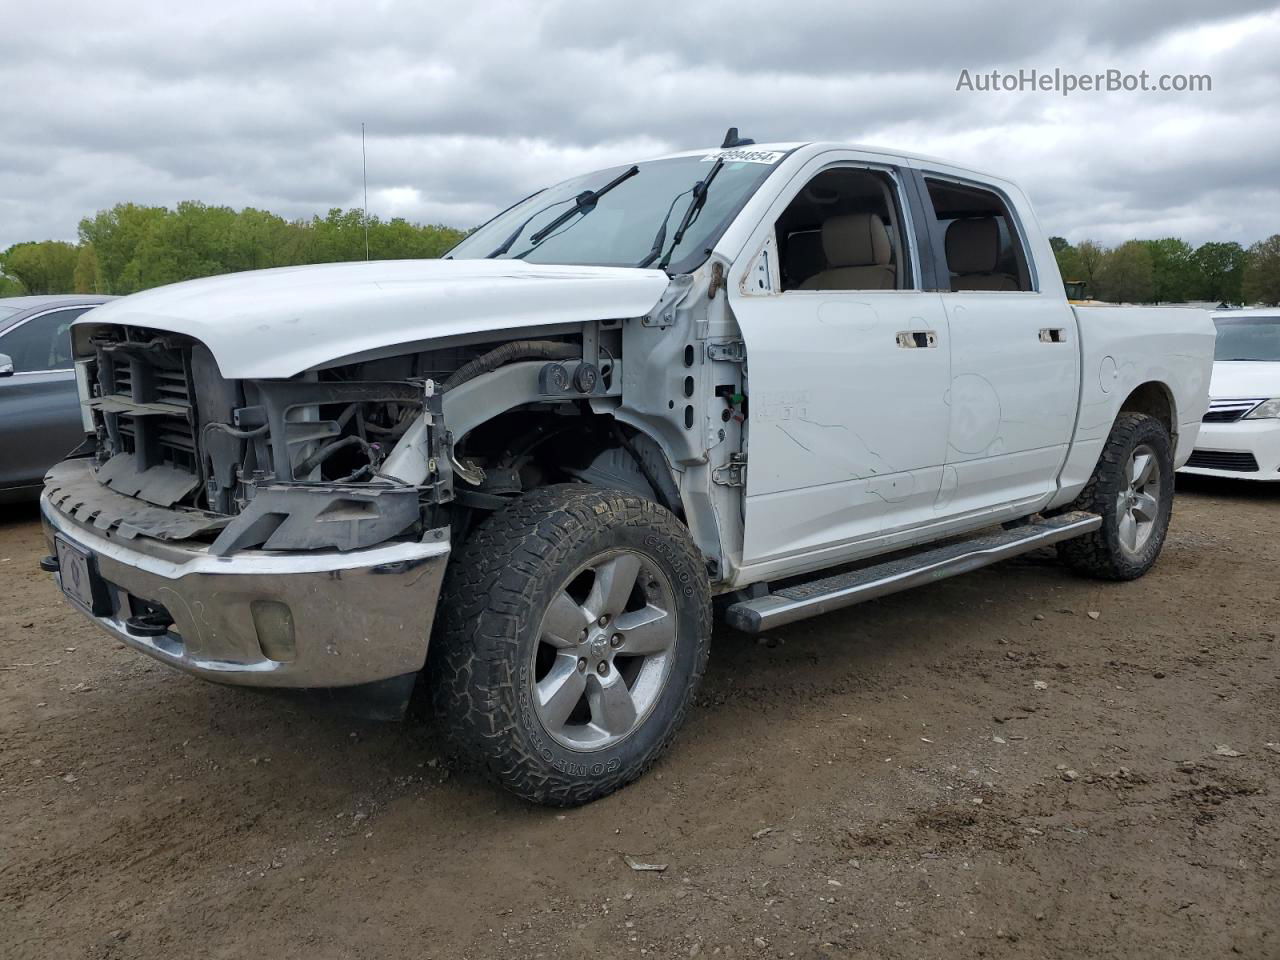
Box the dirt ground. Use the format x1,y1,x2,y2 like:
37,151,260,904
1,477,1277,960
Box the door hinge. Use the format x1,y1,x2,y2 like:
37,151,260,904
706,340,746,362
712,452,747,487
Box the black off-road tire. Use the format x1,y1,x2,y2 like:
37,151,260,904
1056,412,1174,580
428,484,712,806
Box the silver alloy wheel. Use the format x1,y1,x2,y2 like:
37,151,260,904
531,549,678,751
1117,443,1161,557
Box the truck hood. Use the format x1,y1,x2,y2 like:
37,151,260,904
1210,361,1280,400
77,259,671,379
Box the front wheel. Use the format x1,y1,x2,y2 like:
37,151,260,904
429,484,711,805
1057,412,1174,580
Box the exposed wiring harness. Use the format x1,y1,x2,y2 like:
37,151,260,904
442,340,579,391
202,421,268,442
294,435,381,479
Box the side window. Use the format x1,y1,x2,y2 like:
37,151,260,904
775,167,913,292
923,178,1033,292
0,308,88,372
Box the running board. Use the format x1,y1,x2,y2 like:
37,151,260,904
724,511,1101,633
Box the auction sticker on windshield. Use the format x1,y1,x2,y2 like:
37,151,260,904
702,149,785,164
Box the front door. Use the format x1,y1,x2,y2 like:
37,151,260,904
727,156,952,568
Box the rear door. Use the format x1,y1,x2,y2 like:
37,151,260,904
0,307,91,491
911,170,1079,515
726,152,952,568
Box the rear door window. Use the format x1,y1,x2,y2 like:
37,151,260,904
922,178,1033,292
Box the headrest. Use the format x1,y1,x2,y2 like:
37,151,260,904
821,213,891,268
946,217,1001,274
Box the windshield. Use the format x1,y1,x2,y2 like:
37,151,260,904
1214,316,1280,361
447,151,788,272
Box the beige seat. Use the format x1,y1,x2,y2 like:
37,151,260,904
798,213,895,290
946,218,1019,291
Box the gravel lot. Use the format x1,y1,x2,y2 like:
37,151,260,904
2,477,1277,959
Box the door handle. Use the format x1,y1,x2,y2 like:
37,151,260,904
896,330,937,349
1039,328,1067,343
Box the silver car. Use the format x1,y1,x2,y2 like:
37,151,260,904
0,295,113,502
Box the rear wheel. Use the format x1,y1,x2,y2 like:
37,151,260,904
1057,412,1174,580
429,484,711,805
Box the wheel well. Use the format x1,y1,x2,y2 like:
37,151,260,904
1118,382,1175,437
452,407,684,518
447,406,732,583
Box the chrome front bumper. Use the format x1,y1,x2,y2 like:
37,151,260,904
41,492,450,689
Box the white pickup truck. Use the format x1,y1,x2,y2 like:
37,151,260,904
41,134,1214,805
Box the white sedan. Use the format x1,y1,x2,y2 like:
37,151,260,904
1180,309,1280,481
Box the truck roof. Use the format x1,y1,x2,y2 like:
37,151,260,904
650,141,1008,183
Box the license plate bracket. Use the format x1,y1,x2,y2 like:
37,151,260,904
55,536,110,616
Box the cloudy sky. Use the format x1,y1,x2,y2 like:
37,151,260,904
2,0,1279,251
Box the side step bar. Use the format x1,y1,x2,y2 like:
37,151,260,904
724,511,1101,633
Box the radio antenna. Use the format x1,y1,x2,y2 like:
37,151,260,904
361,122,370,261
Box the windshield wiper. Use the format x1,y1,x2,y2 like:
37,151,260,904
485,197,573,258
487,165,639,259
637,189,692,269
638,157,725,269
528,166,638,246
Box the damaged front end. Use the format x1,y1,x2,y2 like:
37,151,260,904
40,323,455,709
57,324,452,555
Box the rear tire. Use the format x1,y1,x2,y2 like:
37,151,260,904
1056,412,1174,580
428,484,711,806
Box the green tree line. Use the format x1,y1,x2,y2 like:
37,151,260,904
0,202,467,297
1050,235,1280,305
3,200,1279,306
